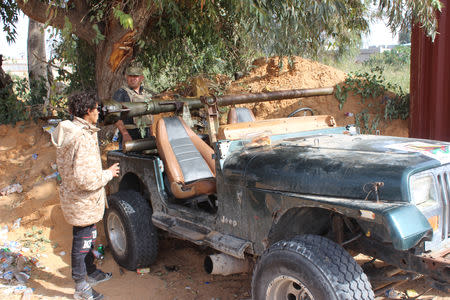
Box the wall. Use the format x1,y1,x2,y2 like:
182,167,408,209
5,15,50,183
410,0,450,141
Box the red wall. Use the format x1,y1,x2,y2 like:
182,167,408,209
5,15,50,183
410,0,450,142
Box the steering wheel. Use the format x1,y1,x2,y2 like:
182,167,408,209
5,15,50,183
287,107,314,117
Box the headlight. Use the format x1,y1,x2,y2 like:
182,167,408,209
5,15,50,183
409,173,438,210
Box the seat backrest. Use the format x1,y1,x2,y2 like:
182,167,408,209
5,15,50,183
227,107,256,124
156,116,216,199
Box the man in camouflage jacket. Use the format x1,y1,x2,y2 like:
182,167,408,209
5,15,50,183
51,91,120,300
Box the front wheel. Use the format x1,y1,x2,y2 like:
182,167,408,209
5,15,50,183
104,190,158,270
252,235,374,300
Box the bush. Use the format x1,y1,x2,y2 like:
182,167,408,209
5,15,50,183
0,76,49,125
335,67,409,134
363,45,411,67
0,84,27,125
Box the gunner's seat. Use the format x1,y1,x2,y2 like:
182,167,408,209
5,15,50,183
227,107,256,124
156,116,216,199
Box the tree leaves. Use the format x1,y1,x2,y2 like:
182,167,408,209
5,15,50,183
0,0,19,43
113,6,134,30
378,0,442,41
8,0,443,97
91,24,105,44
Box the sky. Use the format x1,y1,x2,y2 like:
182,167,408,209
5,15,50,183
362,20,399,48
1,14,31,59
0,14,398,60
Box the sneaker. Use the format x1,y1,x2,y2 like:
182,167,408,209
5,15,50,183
87,269,112,286
74,282,104,300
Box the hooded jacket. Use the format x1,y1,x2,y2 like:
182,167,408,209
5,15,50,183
51,117,113,226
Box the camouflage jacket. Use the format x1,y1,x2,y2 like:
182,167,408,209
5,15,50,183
51,117,113,226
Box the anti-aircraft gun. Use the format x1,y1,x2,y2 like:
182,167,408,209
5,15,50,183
101,87,334,150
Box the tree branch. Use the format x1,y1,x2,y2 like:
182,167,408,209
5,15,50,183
16,0,97,45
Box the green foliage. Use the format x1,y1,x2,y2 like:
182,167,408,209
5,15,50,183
138,0,255,91
135,0,371,91
335,67,409,134
398,26,411,44
9,0,440,98
378,0,442,41
0,77,48,125
324,49,410,93
242,0,369,59
113,6,133,30
335,66,387,109
384,89,410,120
49,35,96,93
364,45,410,67
0,84,26,125
91,24,105,44
0,0,18,43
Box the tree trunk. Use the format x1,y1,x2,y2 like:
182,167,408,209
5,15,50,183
17,0,155,102
27,19,47,84
95,40,129,102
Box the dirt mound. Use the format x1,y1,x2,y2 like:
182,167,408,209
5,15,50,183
226,56,408,137
0,122,251,300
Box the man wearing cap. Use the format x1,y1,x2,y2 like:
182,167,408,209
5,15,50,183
113,66,153,147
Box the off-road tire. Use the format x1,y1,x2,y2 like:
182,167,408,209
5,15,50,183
105,190,158,270
252,234,374,300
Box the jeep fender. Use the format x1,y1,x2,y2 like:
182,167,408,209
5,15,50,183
247,189,432,252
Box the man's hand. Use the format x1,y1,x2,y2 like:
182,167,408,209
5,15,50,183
115,120,133,145
122,131,132,143
108,163,120,177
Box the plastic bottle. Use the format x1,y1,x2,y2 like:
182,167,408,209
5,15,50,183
13,218,22,229
16,254,27,271
97,244,105,255
112,130,119,142
0,225,8,242
92,250,104,260
44,172,59,181
21,288,33,300
385,288,405,299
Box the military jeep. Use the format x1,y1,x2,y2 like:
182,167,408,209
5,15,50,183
103,90,450,300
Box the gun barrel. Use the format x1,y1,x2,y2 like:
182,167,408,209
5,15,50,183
209,87,334,106
123,137,157,153
102,87,334,124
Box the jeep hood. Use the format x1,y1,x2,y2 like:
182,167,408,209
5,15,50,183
222,134,450,202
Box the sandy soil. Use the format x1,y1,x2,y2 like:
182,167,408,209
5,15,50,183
0,57,447,299
226,56,408,137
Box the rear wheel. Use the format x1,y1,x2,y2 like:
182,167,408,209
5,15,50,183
252,235,374,300
105,190,158,270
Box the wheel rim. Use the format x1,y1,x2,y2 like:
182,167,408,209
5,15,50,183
266,275,315,300
107,210,127,256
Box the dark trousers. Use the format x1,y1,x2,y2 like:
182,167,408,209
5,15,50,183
71,224,98,283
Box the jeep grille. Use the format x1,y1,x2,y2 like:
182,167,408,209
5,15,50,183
422,165,450,251
436,171,450,239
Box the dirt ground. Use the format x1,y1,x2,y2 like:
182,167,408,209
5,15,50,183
0,57,448,299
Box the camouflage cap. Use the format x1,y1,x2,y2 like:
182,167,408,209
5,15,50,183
126,66,144,76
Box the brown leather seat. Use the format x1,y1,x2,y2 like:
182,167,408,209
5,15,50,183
227,107,256,124
156,116,216,199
